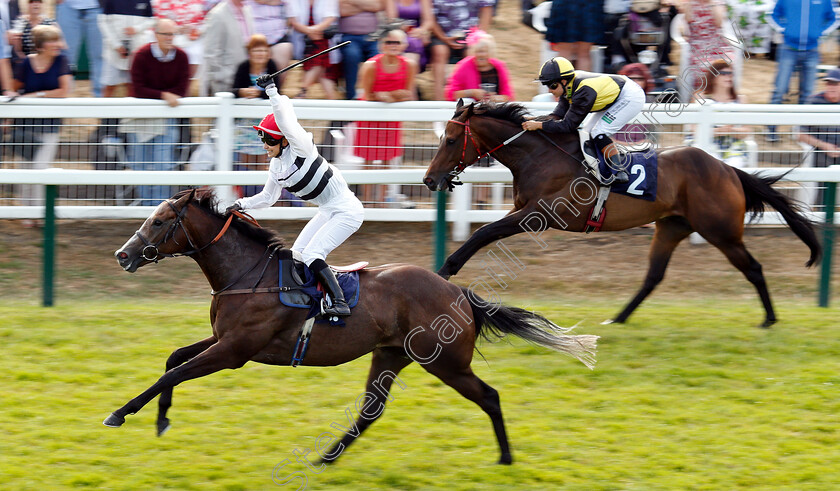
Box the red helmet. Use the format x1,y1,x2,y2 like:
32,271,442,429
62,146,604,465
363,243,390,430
253,113,283,138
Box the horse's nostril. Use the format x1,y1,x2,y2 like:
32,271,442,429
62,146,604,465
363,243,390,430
117,251,128,260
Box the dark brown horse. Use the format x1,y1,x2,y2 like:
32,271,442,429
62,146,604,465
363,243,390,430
423,100,821,327
103,188,598,464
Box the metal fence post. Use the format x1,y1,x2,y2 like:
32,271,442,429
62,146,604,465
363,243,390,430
43,185,56,307
434,191,447,271
818,182,836,307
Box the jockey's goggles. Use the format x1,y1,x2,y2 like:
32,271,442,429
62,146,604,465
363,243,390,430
542,81,561,90
258,130,283,146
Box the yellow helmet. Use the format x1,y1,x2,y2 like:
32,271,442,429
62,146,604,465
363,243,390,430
537,57,575,84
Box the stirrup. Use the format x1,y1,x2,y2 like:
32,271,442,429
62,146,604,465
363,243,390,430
321,297,351,317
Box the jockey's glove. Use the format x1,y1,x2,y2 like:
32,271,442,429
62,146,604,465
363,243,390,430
225,202,242,215
256,74,274,88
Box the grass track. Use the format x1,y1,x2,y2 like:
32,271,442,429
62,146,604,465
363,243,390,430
1,299,839,490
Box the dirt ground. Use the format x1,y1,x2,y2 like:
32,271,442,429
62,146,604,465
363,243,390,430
0,218,829,311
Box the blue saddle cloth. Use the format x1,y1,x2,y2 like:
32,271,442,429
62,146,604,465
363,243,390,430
278,258,361,323
598,148,658,202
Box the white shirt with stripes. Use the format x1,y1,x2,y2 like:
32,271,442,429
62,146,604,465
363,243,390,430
235,93,364,265
236,94,357,209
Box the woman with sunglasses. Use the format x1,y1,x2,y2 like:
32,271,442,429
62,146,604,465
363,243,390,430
521,56,646,184
225,82,365,318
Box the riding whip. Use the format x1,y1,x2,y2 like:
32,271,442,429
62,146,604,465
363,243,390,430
257,41,351,87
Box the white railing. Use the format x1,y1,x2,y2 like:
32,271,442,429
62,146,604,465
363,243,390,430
2,96,840,240
2,165,838,221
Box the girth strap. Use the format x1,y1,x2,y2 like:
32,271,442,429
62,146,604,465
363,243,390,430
585,185,611,233
291,317,316,367
211,286,284,296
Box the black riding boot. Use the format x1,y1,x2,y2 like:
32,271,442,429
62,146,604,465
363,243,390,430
592,134,630,184
311,259,351,317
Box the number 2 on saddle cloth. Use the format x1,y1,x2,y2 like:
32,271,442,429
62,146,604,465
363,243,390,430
595,146,659,202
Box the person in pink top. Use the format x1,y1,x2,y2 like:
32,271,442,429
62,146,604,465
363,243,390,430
354,27,417,206
444,30,514,102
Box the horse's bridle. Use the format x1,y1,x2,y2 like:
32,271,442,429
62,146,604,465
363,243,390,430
446,116,526,179
132,200,257,262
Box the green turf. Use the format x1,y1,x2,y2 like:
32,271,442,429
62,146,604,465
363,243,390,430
1,299,839,490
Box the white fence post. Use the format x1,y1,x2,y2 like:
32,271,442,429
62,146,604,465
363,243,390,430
215,92,236,205
692,103,715,155
453,182,472,241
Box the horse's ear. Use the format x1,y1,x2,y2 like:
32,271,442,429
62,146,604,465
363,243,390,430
465,101,475,118
456,98,464,110
185,187,197,204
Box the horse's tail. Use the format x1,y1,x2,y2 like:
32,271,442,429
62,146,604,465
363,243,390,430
461,287,598,369
733,168,822,267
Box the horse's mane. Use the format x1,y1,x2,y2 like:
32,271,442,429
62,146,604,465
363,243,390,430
172,188,285,249
458,101,531,125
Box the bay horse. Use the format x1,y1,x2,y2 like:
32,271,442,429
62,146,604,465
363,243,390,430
103,188,598,465
423,100,822,328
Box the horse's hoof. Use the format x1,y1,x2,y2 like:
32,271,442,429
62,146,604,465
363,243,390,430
103,413,125,428
157,418,171,437
498,454,513,465
759,319,777,329
600,319,615,325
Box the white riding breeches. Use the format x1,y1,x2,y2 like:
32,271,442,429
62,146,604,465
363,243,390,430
292,193,365,266
584,80,647,139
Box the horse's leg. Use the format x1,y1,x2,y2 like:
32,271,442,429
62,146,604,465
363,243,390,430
439,209,532,279
320,347,413,464
156,335,217,436
612,216,693,324
707,238,776,328
104,339,251,428
426,366,512,464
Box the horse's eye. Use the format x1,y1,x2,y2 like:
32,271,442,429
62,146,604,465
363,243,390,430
153,219,163,227
446,138,455,145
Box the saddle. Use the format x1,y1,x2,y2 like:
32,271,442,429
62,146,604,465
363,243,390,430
277,250,367,367
278,249,365,315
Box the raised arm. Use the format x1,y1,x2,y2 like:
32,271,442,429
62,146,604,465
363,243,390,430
268,89,317,157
